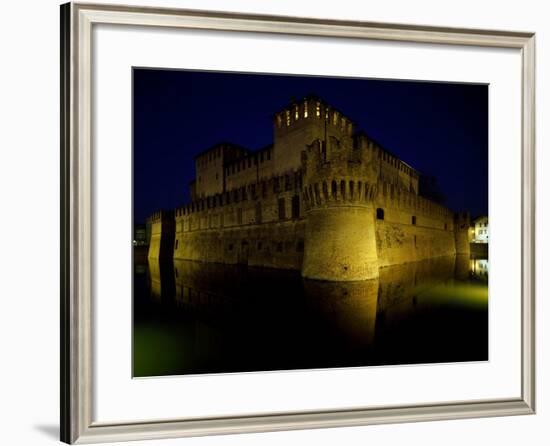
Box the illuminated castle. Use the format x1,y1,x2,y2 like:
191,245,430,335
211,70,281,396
148,95,470,281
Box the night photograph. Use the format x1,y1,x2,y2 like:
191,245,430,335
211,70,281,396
132,68,489,377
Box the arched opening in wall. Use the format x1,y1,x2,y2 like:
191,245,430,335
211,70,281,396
412,216,417,225
444,223,448,230
322,182,329,201
340,180,346,200
331,180,337,199
296,239,304,252
291,195,300,219
314,183,321,204
376,208,385,220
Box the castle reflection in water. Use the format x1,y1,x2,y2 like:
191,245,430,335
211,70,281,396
133,255,488,377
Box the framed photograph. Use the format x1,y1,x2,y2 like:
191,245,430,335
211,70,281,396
61,2,535,444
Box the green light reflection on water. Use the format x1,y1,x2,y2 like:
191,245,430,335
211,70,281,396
133,254,489,376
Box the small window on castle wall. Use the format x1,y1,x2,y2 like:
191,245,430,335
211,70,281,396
376,208,384,220
291,195,300,219
412,216,417,225
174,240,179,250
278,198,286,220
316,102,321,117
286,110,291,126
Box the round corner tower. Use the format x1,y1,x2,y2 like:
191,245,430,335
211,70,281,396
454,211,472,255
300,107,380,281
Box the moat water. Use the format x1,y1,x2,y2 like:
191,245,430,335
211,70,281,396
133,255,488,377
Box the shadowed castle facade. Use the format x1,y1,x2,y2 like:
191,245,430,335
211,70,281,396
148,95,471,281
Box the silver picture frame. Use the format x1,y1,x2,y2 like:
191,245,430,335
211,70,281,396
60,2,536,443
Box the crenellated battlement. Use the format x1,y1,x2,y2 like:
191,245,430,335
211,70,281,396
273,95,355,137
147,210,174,223
175,170,303,218
301,138,380,211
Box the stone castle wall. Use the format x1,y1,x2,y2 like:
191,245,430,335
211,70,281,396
173,171,305,270
374,180,456,267
162,172,461,275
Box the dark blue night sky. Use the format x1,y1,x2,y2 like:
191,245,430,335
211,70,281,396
133,69,488,224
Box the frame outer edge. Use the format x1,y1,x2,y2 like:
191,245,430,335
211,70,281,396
64,3,537,443
60,2,72,444
74,400,531,444
521,34,536,413
76,2,95,444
